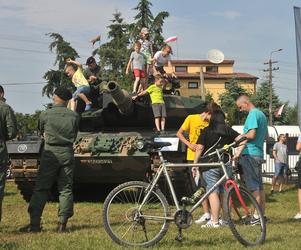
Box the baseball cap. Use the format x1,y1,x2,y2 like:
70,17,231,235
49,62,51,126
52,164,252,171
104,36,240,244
141,27,149,34
86,56,96,65
54,87,72,101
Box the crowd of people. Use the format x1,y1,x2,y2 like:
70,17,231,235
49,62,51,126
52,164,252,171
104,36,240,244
1,28,301,234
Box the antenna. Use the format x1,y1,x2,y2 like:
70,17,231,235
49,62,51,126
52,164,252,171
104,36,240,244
207,49,225,64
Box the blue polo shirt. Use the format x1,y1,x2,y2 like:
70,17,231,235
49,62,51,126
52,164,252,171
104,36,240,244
242,108,268,157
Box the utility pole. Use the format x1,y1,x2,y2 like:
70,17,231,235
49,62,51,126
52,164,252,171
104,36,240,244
199,66,205,101
263,49,282,126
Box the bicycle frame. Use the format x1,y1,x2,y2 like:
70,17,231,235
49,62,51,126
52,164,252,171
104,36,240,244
138,149,234,221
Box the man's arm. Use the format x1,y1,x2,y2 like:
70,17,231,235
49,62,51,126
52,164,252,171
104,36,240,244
296,140,301,152
5,107,17,140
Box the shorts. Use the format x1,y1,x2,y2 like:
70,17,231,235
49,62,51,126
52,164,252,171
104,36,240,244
155,66,166,75
73,86,90,100
133,69,146,78
202,163,232,194
239,155,264,192
152,103,166,118
274,162,287,176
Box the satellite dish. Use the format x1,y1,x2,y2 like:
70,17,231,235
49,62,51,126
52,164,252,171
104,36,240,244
207,49,225,64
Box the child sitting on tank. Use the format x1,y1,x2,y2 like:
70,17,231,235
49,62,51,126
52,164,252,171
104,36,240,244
132,74,167,134
65,58,92,111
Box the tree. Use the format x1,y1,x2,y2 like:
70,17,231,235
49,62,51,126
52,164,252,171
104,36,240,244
283,104,298,125
15,111,41,136
219,79,249,125
43,33,79,97
94,12,133,90
131,0,169,51
252,82,283,124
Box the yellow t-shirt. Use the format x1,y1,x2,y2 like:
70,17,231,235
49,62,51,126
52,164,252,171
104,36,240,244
146,84,164,104
181,114,209,161
72,68,89,88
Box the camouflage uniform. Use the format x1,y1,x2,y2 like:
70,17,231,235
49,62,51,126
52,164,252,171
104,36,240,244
28,104,79,225
0,98,17,222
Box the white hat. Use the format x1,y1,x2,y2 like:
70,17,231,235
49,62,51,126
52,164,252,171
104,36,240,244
141,27,149,34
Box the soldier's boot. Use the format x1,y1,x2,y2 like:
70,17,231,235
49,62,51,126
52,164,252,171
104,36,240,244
19,224,42,233
57,222,67,233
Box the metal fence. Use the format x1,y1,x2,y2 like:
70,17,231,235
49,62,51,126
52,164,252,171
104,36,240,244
262,133,300,184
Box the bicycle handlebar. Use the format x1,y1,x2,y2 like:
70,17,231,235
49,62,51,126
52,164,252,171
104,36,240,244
205,136,247,158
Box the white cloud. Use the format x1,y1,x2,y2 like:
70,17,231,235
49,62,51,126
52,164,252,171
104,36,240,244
210,11,242,20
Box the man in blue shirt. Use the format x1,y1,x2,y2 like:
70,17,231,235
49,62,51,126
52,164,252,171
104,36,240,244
234,95,268,215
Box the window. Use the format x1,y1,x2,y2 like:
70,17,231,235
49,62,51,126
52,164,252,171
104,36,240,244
225,82,230,89
188,82,198,89
206,66,218,72
175,66,187,72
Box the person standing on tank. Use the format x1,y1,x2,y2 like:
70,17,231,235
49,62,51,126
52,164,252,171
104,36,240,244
19,87,79,233
0,84,17,224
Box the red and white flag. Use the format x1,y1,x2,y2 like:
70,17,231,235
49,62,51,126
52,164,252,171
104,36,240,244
164,36,177,43
274,104,285,118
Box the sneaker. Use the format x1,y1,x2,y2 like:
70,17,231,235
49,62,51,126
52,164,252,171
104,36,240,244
293,213,301,219
85,104,92,111
201,220,220,228
195,213,211,224
19,224,42,233
219,219,229,227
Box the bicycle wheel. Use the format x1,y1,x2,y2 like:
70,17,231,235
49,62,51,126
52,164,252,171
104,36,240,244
225,186,266,246
103,181,170,247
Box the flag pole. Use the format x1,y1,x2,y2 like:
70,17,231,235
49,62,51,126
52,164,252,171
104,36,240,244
176,39,179,59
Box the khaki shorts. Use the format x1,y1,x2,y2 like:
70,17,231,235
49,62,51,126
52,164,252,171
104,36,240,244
152,103,166,118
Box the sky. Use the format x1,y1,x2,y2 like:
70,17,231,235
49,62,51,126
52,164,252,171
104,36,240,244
0,0,300,114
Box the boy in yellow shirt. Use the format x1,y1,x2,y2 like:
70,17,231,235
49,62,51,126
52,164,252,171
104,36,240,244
133,74,167,133
177,102,220,224
65,58,92,112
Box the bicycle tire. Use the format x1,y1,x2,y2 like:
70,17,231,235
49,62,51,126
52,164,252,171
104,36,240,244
103,181,170,247
225,186,266,246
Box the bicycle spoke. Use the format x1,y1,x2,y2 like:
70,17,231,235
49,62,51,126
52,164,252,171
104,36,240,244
226,187,266,246
103,182,169,247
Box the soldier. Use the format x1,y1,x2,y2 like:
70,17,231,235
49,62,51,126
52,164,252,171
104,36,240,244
20,87,79,233
0,85,17,224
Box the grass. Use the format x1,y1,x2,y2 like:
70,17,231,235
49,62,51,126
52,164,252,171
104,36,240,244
1,182,301,250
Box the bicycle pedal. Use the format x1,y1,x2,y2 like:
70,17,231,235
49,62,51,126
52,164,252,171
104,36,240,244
175,235,183,242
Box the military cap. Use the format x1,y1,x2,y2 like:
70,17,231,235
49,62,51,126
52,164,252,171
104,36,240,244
54,87,72,101
86,56,96,65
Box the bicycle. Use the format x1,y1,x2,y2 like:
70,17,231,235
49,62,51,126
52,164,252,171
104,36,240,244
102,138,266,247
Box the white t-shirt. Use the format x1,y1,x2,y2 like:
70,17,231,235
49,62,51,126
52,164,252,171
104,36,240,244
154,51,171,67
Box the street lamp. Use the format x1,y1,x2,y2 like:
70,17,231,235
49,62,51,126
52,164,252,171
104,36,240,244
267,48,283,126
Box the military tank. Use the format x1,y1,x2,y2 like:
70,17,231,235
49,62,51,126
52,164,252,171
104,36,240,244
7,81,206,201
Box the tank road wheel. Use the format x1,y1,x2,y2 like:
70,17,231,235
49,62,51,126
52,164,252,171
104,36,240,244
103,181,170,247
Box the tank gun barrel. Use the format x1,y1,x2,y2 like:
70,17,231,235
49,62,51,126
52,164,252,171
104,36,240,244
106,81,134,115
